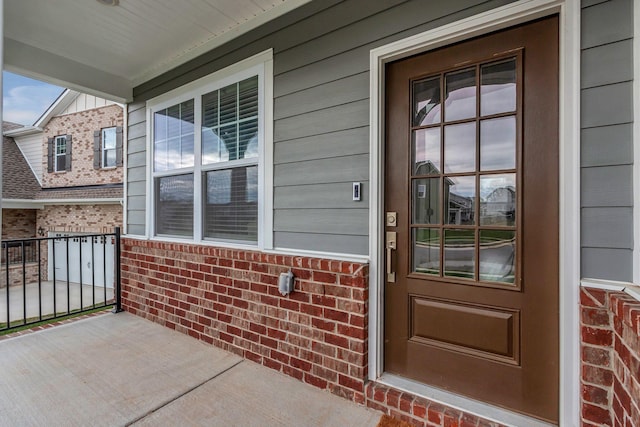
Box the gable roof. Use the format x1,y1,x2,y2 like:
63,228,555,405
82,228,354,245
2,129,41,200
3,90,82,138
2,121,122,205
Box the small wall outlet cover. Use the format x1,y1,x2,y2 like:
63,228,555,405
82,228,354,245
278,270,295,296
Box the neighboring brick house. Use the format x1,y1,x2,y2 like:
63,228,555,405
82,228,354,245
2,90,124,285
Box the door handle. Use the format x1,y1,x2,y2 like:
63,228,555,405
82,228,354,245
386,231,397,283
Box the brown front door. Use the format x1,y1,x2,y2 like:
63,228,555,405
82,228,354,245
384,17,559,423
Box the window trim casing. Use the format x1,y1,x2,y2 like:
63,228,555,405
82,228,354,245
101,126,117,169
145,49,273,250
54,135,67,172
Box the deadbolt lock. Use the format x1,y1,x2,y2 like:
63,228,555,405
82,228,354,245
386,212,397,227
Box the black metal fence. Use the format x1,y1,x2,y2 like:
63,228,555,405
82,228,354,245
1,240,38,265
1,227,122,332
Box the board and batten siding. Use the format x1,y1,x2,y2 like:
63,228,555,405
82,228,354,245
580,0,634,281
127,0,514,255
60,94,117,116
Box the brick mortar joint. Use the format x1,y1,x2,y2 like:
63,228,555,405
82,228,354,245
581,287,639,331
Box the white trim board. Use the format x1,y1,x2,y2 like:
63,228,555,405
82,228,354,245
368,1,580,426
633,0,640,285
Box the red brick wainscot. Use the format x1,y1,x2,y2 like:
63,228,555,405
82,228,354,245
364,382,505,427
121,239,369,403
581,287,640,426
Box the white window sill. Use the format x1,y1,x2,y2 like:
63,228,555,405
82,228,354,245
580,278,640,302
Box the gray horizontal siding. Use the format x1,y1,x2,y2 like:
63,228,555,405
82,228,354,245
274,72,369,120
581,39,632,89
274,182,369,209
275,232,368,255
582,248,633,282
580,0,634,281
128,0,517,255
581,207,633,249
581,166,633,207
274,155,369,187
274,99,369,142
581,82,633,129
274,209,368,235
581,0,632,49
126,101,147,236
581,124,632,167
274,128,369,165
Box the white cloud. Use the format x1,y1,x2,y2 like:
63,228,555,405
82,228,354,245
3,82,63,125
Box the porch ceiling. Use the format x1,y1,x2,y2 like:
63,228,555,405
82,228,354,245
4,0,310,102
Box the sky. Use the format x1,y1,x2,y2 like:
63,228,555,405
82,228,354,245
2,71,65,126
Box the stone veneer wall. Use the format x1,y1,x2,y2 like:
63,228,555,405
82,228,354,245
581,287,640,426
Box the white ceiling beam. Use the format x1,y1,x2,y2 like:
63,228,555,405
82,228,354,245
4,38,132,102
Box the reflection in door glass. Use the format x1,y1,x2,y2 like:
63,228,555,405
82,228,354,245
413,128,441,175
413,229,440,275
413,178,440,224
481,59,516,116
444,229,475,279
444,123,476,173
480,116,516,171
413,77,441,126
480,174,516,226
444,68,476,122
445,175,475,225
479,230,515,284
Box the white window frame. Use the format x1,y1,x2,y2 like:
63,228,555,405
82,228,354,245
102,127,117,168
54,135,67,172
145,50,274,250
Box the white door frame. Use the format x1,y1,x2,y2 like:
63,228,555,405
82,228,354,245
367,0,580,425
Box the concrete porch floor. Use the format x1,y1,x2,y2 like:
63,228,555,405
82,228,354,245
0,311,381,427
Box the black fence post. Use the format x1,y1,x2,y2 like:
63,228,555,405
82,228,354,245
112,226,123,313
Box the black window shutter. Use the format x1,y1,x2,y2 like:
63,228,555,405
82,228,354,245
115,126,123,167
93,130,101,169
65,135,72,171
47,137,54,173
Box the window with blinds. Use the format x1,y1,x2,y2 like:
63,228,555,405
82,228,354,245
151,71,261,244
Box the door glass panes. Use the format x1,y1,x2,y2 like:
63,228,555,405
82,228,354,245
444,229,475,279
413,77,441,126
413,229,440,275
444,68,476,122
479,230,515,284
480,116,516,171
413,178,440,224
480,174,516,226
153,100,195,171
445,176,475,225
413,128,441,175
410,57,519,285
481,59,516,116
202,76,259,165
444,123,475,173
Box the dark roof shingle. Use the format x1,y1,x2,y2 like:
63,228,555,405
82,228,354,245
2,136,41,200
